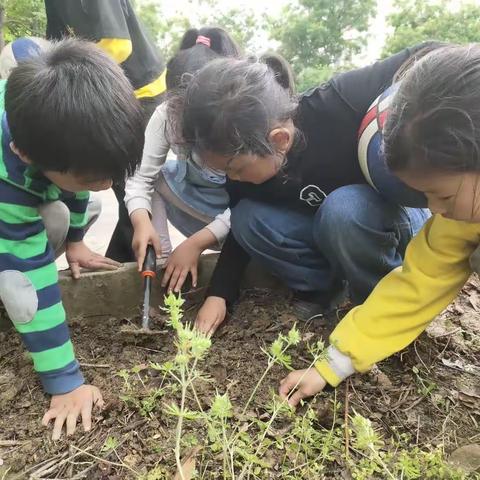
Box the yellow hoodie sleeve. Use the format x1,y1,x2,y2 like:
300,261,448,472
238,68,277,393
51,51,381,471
316,214,480,386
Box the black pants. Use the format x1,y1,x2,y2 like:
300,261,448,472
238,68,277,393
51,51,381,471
105,93,164,262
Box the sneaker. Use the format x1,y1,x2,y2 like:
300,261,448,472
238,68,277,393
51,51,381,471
291,284,348,323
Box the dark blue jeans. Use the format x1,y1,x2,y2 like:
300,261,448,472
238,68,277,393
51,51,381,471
231,184,430,304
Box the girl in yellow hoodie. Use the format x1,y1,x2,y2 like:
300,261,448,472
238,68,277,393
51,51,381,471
280,43,480,407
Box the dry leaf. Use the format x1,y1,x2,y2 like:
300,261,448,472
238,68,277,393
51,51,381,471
174,446,201,480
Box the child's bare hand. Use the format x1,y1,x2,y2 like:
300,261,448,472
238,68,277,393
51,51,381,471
279,368,327,407
131,211,162,271
42,385,104,440
66,241,120,279
162,239,203,293
195,296,227,336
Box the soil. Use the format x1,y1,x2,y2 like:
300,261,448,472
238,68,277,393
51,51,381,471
0,279,479,479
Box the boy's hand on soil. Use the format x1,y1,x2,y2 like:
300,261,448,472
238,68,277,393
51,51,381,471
131,213,163,271
195,296,227,336
66,241,120,279
279,368,327,408
42,385,104,440
161,238,203,293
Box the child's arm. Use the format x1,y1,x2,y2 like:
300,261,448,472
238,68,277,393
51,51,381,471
126,104,170,266
195,231,251,335
125,104,170,217
0,188,101,438
281,214,480,405
63,190,90,242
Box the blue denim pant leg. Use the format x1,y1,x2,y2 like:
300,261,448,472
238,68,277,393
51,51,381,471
230,199,336,292
164,201,209,238
313,184,430,304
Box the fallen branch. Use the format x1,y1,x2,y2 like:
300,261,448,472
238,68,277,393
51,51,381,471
0,440,24,447
344,378,351,460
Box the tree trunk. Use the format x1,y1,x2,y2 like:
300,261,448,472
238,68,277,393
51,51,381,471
0,3,5,53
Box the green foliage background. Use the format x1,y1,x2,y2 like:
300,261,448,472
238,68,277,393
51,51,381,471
1,0,480,91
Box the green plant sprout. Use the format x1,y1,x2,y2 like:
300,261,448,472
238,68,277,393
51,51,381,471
101,436,119,454
161,293,211,480
412,366,438,397
242,325,301,416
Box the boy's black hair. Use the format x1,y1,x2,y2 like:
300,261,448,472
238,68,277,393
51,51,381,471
384,43,480,174
166,27,241,91
5,38,144,182
168,53,298,157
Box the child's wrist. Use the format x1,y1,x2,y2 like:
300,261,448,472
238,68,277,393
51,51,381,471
188,228,217,251
130,208,151,228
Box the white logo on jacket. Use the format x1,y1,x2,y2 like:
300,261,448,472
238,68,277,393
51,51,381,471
299,185,327,207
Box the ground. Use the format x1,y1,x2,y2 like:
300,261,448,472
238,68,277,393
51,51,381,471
0,279,479,479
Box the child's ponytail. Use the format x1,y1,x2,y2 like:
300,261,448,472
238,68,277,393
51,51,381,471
261,53,295,95
166,26,241,91
177,27,240,57
178,28,200,50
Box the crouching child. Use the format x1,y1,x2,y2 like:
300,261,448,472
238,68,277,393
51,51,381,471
0,39,144,439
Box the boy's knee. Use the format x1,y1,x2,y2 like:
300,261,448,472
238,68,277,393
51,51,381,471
39,201,70,253
86,193,102,227
0,271,38,325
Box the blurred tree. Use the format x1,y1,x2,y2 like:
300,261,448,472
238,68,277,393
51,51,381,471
135,0,261,60
0,0,46,47
134,0,192,60
268,0,376,91
199,2,262,54
383,0,480,57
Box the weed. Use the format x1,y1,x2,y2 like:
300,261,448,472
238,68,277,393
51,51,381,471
101,435,119,454
412,366,437,397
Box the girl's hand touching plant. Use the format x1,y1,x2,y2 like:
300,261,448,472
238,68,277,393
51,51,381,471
279,368,327,407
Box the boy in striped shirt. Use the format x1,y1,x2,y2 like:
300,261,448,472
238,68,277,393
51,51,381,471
1,39,144,439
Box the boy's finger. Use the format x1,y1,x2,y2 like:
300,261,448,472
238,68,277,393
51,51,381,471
52,411,67,440
81,404,92,432
98,256,122,267
89,261,119,271
70,262,81,280
92,387,104,408
42,408,57,426
66,410,79,436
